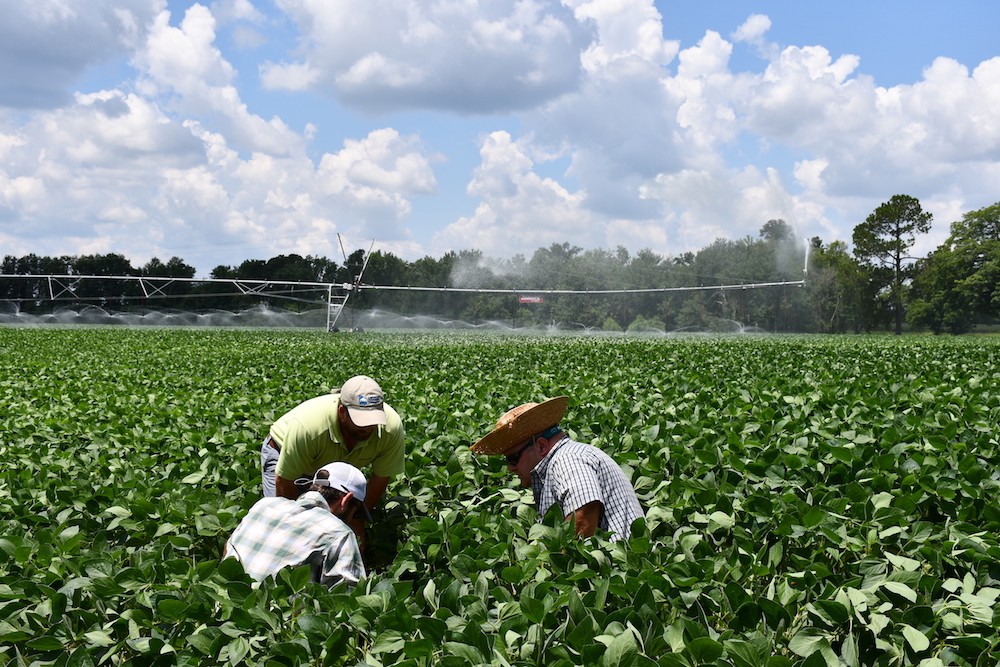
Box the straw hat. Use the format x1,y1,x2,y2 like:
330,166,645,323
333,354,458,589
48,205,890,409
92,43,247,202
471,396,569,455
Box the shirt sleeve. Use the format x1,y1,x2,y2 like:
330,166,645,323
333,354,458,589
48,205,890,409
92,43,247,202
369,410,405,478
318,532,367,590
274,418,315,480
551,452,604,517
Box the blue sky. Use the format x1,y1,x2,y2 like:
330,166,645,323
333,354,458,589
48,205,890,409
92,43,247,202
2,0,999,277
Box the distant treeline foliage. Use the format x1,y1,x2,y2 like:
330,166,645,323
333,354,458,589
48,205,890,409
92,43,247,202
3,198,999,333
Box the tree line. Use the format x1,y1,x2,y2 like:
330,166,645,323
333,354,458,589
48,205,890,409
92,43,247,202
2,196,998,333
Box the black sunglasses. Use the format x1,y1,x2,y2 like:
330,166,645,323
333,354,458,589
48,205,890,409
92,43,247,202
505,435,537,466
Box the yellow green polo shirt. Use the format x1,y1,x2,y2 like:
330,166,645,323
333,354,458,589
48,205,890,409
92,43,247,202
271,393,405,480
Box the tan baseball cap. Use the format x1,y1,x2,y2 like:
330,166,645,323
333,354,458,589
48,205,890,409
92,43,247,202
339,375,388,427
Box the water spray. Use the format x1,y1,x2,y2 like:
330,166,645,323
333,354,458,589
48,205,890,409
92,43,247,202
1,233,810,332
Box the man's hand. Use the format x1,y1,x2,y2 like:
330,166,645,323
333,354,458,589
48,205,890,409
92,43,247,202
570,501,603,538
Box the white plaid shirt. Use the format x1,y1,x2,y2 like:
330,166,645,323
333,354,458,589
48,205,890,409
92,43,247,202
225,492,366,589
531,437,644,541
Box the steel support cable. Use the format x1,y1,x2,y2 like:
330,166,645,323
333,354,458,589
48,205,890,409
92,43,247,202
0,273,806,302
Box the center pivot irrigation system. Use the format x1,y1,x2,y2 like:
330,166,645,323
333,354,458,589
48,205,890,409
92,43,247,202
0,238,808,331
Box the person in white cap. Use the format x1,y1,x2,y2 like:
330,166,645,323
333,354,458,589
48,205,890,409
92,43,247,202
260,376,405,516
225,462,368,589
472,396,644,541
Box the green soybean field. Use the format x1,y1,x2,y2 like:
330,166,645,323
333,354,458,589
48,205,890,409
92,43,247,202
2,328,1000,667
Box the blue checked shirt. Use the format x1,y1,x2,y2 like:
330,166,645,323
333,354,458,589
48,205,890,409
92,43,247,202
225,492,366,589
531,437,644,541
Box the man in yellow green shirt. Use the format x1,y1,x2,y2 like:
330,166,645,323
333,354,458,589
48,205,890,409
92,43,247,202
261,375,404,514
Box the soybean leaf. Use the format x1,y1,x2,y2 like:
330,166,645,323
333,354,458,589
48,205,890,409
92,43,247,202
602,628,638,667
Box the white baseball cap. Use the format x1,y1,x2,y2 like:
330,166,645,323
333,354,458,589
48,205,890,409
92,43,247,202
339,375,388,428
312,462,372,521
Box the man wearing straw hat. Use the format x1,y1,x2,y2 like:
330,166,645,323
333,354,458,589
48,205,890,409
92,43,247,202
472,396,644,541
226,462,368,590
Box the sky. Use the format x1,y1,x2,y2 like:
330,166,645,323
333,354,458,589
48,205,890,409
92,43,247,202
1,0,999,278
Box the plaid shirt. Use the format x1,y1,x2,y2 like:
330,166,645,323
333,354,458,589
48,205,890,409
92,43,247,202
531,437,644,541
225,492,366,589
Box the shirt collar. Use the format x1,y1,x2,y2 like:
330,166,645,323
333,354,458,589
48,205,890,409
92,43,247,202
297,490,331,513
330,403,344,444
531,435,570,479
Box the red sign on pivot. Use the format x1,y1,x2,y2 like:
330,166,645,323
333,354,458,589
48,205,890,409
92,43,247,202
519,295,544,303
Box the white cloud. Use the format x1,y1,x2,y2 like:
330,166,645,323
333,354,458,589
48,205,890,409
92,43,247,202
667,31,760,158
905,57,1000,161
730,13,778,61
0,0,162,109
71,91,204,160
231,24,267,49
676,29,733,79
527,7,1000,257
731,14,770,44
637,157,856,256
523,2,687,187
336,53,428,89
0,0,439,270
133,5,302,156
565,0,679,72
262,0,595,113
161,124,436,255
4,0,1000,277
519,16,748,235
738,48,1000,220
318,129,437,197
604,217,669,252
0,172,46,219
0,92,200,241
743,45,867,147
134,6,236,92
434,131,597,253
442,7,786,257
0,79,437,273
98,202,148,224
259,62,321,91
210,0,265,25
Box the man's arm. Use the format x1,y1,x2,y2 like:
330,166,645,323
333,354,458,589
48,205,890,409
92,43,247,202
568,500,603,538
368,406,405,489
365,474,391,510
320,531,367,590
275,474,299,500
